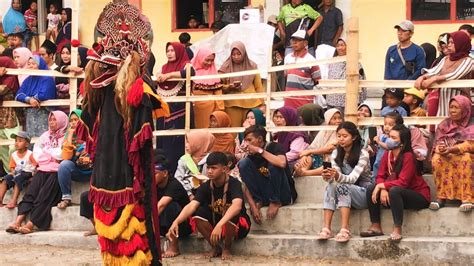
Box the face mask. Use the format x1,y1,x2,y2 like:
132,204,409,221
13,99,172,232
386,138,401,150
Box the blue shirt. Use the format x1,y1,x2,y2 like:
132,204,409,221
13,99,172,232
380,106,408,117
384,43,426,80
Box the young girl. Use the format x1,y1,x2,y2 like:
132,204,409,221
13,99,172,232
294,108,343,177
174,131,215,200
57,109,91,209
6,111,68,234
209,110,235,154
46,4,61,41
362,125,430,242
317,122,373,242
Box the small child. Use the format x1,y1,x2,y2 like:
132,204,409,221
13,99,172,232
403,87,427,118
46,4,61,42
0,131,37,209
372,112,401,180
8,33,23,49
24,1,39,51
380,88,408,117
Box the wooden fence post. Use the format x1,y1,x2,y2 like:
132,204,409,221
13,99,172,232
344,17,360,125
69,0,79,112
184,63,192,134
265,46,273,142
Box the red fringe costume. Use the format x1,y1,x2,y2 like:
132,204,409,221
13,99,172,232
76,2,169,265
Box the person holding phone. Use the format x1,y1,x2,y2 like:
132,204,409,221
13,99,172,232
316,122,373,243
219,41,264,127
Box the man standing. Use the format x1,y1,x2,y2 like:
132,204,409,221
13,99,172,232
277,0,323,56
384,20,425,80
283,30,321,109
317,0,343,46
168,152,251,260
238,126,295,220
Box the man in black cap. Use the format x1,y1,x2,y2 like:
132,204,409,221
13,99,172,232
39,40,57,70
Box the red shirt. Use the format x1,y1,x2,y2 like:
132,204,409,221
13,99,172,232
24,9,37,27
376,151,430,202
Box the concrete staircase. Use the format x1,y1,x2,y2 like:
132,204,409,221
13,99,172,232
0,175,472,263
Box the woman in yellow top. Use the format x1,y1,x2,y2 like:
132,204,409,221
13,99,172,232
219,41,264,127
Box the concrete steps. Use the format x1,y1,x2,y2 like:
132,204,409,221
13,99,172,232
0,231,471,264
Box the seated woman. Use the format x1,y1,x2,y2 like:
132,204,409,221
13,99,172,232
12,47,32,86
272,106,308,166
175,131,215,200
235,108,266,161
362,125,430,242
294,108,343,177
15,55,56,138
430,95,473,212
6,111,68,234
55,43,88,99
219,41,264,127
209,110,235,154
57,109,92,209
297,103,324,143
317,122,373,242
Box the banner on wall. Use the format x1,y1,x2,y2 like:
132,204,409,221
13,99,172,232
190,23,275,79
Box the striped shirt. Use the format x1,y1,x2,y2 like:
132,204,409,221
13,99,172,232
24,9,37,28
284,50,321,109
330,149,372,188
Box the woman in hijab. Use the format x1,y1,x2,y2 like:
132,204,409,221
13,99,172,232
294,108,343,177
6,111,68,234
430,95,473,212
2,0,26,35
174,131,215,200
55,8,72,53
157,47,224,128
219,41,264,127
415,31,473,117
15,55,57,138
326,38,366,111
209,110,235,154
12,47,33,85
55,43,88,99
297,103,324,143
0,56,21,174
272,106,308,166
155,42,192,172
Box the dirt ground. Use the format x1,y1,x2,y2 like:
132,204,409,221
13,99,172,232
0,244,415,265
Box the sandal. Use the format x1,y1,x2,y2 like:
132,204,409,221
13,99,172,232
389,233,402,243
335,228,351,243
18,226,36,235
5,224,20,234
459,202,473,212
360,229,384,237
429,200,445,211
57,199,72,209
316,227,334,240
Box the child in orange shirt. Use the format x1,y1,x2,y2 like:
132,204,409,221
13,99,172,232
0,131,37,209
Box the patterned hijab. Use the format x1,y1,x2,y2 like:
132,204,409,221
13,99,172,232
190,47,221,85
219,41,257,90
436,95,474,142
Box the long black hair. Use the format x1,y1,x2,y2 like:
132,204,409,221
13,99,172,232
390,124,418,176
335,121,362,169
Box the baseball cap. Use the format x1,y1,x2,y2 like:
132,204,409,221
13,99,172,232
384,88,405,100
404,87,426,100
291,30,309,41
10,131,31,142
394,20,414,32
267,15,278,25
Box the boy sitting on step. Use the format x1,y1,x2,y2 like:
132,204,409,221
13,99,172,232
167,152,251,260
0,131,37,209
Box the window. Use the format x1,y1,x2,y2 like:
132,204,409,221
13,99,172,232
408,0,474,22
21,0,63,33
172,0,249,31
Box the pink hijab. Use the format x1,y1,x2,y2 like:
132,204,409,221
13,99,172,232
12,47,33,85
48,111,69,146
190,47,221,85
436,95,474,142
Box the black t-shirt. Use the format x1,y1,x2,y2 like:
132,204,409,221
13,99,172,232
194,176,246,217
157,177,190,209
248,142,286,169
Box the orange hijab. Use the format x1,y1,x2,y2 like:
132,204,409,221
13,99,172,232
210,111,235,154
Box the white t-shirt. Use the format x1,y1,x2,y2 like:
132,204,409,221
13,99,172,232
47,13,61,30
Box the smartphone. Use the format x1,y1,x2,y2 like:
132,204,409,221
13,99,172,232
322,161,332,169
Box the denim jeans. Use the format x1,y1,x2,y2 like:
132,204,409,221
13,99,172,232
58,160,91,200
238,157,291,206
323,182,368,211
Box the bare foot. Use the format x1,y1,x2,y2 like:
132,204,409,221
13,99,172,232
5,201,16,209
162,239,180,258
221,248,232,260
266,202,281,220
204,246,222,259
83,228,97,237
